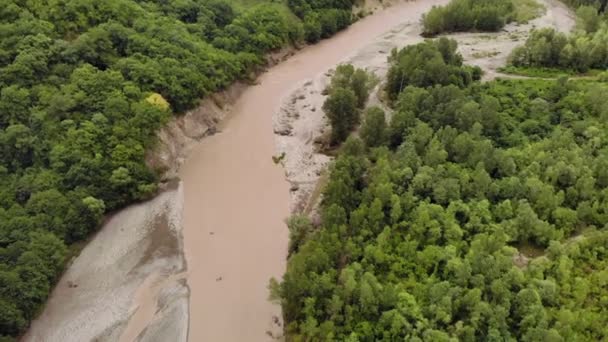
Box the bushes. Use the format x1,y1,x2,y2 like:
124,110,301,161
289,0,355,42
509,24,608,72
561,0,607,10
323,64,374,144
508,5,608,72
576,5,602,33
385,38,482,101
302,9,352,42
422,0,515,36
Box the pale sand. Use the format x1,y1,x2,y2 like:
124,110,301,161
23,183,187,342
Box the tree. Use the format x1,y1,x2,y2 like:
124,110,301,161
351,69,372,108
323,87,358,144
287,215,312,255
360,107,387,148
576,6,601,33
330,64,373,108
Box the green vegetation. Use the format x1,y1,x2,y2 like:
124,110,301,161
509,6,608,72
323,64,373,145
275,40,608,341
513,0,546,23
421,0,545,36
561,0,607,10
360,107,388,148
385,38,482,101
0,0,361,339
498,65,603,78
288,0,355,42
422,0,516,36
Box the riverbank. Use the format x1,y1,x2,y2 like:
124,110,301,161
23,182,187,342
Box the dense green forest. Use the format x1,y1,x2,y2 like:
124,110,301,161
275,37,608,340
0,0,358,339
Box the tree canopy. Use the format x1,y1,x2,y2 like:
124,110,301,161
0,0,360,339
422,0,516,36
276,39,608,341
323,64,374,145
385,38,482,101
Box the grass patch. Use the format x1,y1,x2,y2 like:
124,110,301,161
499,65,603,78
477,34,497,40
512,0,545,23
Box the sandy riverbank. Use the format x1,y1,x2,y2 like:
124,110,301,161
23,182,187,342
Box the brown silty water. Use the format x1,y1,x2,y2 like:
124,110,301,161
178,1,447,341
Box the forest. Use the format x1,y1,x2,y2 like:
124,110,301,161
0,0,358,339
276,24,608,342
